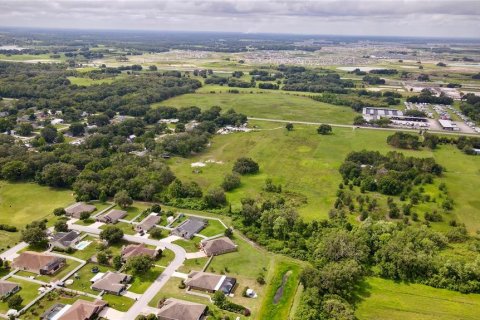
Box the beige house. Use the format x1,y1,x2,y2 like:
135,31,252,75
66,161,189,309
157,298,207,320
200,237,237,256
13,252,66,275
65,202,96,219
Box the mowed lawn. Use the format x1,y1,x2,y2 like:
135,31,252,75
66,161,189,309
155,91,357,124
168,124,480,229
0,182,74,249
355,277,480,320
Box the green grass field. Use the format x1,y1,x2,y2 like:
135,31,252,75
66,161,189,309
0,182,74,250
155,90,357,124
128,266,163,294
0,278,41,313
198,218,226,237
355,277,480,320
257,258,302,320
168,124,480,231
67,76,115,86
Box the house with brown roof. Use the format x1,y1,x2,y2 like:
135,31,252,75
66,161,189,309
65,202,96,219
96,209,127,224
0,280,20,299
185,271,236,294
13,252,66,275
50,230,81,250
121,243,158,262
135,213,161,233
91,272,131,295
157,298,207,320
58,299,107,320
200,237,237,256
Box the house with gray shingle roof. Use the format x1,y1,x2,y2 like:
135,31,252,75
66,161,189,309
157,298,207,320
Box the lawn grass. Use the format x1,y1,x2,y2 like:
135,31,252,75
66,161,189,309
0,182,74,250
65,262,115,295
100,221,136,235
155,248,175,267
36,259,82,282
148,277,247,319
177,257,209,274
0,278,41,312
355,277,480,320
155,90,357,124
198,219,226,237
257,258,302,320
172,238,200,253
128,266,163,294
22,290,94,320
168,124,480,230
207,235,270,278
101,293,135,312
67,76,115,86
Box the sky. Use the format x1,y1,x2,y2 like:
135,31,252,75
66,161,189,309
0,0,479,38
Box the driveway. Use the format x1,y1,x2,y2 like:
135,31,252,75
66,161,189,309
185,251,207,259
0,242,28,261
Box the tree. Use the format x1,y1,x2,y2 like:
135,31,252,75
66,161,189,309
204,188,227,208
100,226,124,244
224,228,233,238
286,123,294,131
21,227,48,248
96,251,109,265
114,190,133,209
7,295,23,310
113,255,123,270
1,160,29,181
125,255,153,275
69,122,85,136
233,157,259,175
40,125,58,143
99,190,107,203
221,173,241,191
41,163,79,187
317,124,332,135
16,123,33,136
149,227,163,239
54,219,69,232
149,65,158,71
80,211,91,221
53,207,66,216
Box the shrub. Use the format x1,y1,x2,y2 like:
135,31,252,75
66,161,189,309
232,157,259,175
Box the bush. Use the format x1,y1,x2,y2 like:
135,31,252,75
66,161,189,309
233,157,259,175
0,224,17,232
317,124,332,135
149,227,163,239
7,294,23,309
221,173,241,191
53,208,66,216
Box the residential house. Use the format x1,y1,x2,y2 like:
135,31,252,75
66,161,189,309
65,202,96,219
171,218,207,240
200,237,237,257
96,209,127,224
13,252,66,275
121,243,158,262
135,213,161,233
57,299,107,320
50,230,81,250
157,298,207,320
0,281,20,300
185,271,236,294
91,272,131,295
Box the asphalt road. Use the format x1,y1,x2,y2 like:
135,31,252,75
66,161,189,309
69,223,187,319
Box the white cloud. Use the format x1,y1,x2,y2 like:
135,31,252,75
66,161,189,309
0,0,478,37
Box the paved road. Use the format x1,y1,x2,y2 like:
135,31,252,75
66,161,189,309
68,223,187,319
248,117,480,137
0,242,28,261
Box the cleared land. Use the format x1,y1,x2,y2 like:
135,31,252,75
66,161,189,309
155,90,357,124
355,277,480,320
0,182,74,250
168,124,480,231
